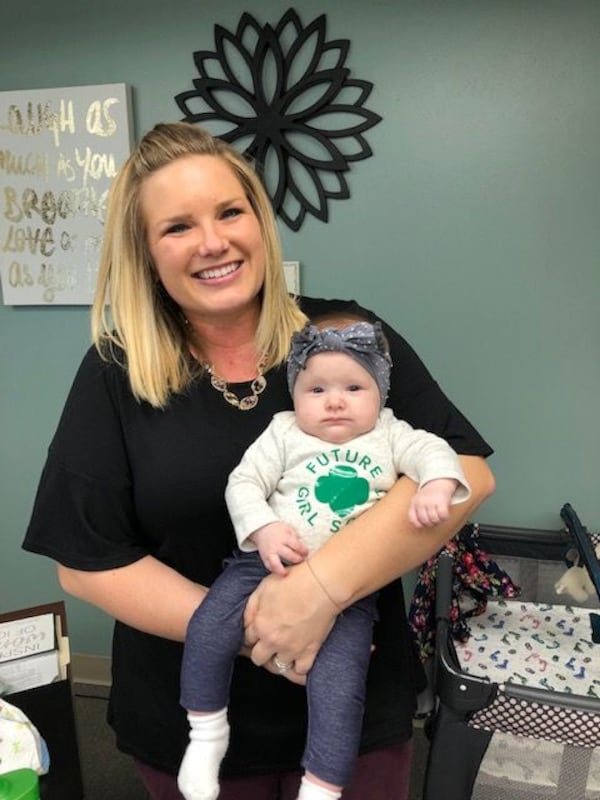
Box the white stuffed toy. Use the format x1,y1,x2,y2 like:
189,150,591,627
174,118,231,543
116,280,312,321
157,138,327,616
555,544,600,603
555,564,595,603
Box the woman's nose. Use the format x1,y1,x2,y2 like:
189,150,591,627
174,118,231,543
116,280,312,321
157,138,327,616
196,223,227,256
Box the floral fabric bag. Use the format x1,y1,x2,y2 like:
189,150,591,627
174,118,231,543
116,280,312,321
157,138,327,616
408,522,520,663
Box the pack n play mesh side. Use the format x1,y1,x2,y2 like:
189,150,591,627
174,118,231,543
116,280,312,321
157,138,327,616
422,506,600,800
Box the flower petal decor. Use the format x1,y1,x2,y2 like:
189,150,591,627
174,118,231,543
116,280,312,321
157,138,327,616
175,9,383,231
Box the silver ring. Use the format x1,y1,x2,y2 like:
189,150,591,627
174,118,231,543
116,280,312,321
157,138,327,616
273,655,293,674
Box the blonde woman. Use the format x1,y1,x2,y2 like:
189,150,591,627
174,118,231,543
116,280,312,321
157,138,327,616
24,122,494,800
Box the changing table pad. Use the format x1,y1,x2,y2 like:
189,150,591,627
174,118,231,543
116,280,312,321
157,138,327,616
455,599,599,697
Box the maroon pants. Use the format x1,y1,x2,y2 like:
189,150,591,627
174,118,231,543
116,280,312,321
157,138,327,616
135,739,413,799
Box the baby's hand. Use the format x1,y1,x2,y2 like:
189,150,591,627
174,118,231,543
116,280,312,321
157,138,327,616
408,478,458,529
250,522,309,576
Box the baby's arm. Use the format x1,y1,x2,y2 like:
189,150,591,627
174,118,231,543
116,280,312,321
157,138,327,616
408,477,459,529
251,522,309,576
387,412,471,528
225,415,292,549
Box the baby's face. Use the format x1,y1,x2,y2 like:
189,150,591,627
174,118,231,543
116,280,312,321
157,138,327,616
293,352,381,444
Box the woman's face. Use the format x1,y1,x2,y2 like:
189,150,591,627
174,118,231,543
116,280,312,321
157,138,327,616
140,154,265,325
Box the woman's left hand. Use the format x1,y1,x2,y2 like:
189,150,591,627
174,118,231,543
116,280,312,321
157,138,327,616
243,561,337,676
238,642,307,685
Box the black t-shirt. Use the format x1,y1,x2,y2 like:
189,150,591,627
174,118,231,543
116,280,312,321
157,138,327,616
23,296,492,775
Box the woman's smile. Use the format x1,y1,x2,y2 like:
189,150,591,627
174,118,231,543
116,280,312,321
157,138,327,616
193,261,242,281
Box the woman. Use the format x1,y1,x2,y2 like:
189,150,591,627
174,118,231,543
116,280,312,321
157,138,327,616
23,122,494,799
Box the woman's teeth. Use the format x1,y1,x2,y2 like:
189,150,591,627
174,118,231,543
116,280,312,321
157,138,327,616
197,262,240,280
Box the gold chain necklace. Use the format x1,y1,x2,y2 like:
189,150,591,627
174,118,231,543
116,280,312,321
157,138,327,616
203,359,267,411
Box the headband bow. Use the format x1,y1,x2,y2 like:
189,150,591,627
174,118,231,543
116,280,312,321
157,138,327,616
287,321,392,408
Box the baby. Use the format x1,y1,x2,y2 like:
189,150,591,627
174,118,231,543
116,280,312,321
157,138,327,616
178,315,470,800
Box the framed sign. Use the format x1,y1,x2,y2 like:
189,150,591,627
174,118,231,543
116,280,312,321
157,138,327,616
0,83,133,305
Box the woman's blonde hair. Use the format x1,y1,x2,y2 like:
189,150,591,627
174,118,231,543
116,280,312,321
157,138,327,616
92,121,307,407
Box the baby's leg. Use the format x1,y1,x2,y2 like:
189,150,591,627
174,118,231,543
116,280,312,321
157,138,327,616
181,553,267,709
297,774,342,799
178,554,268,800
300,596,377,798
177,709,230,800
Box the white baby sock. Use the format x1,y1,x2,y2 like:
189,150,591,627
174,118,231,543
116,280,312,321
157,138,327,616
296,775,342,800
177,708,230,800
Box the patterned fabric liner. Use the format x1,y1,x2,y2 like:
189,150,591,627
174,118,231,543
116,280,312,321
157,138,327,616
458,599,600,748
457,599,599,695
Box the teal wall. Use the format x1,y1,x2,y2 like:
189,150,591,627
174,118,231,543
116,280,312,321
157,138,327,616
2,0,599,655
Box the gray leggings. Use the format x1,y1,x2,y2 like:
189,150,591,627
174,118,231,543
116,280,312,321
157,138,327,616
180,551,377,787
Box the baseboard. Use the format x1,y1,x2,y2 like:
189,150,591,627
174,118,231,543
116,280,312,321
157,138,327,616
71,653,111,686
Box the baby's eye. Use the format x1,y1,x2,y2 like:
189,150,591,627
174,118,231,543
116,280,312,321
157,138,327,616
348,385,362,392
311,386,324,394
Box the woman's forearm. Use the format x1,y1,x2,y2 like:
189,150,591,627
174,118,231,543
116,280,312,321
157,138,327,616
308,455,495,608
244,456,495,671
57,555,207,642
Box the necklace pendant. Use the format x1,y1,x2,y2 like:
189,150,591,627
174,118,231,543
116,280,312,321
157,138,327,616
239,395,259,411
251,375,267,395
210,375,228,392
203,357,267,411
223,389,241,407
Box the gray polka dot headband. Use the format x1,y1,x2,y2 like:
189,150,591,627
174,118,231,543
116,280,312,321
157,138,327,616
287,321,392,408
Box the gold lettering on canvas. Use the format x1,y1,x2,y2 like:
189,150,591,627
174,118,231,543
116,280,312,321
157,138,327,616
0,84,132,305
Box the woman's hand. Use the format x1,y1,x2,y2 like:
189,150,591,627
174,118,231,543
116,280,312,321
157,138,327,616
243,561,338,675
238,642,305,685
238,642,307,685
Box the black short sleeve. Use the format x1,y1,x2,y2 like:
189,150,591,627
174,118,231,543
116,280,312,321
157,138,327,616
23,347,148,570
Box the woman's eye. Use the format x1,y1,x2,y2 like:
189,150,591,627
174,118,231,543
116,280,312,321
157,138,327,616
222,207,242,220
165,222,188,234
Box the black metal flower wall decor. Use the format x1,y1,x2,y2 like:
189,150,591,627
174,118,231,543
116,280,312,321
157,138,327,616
175,9,383,231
